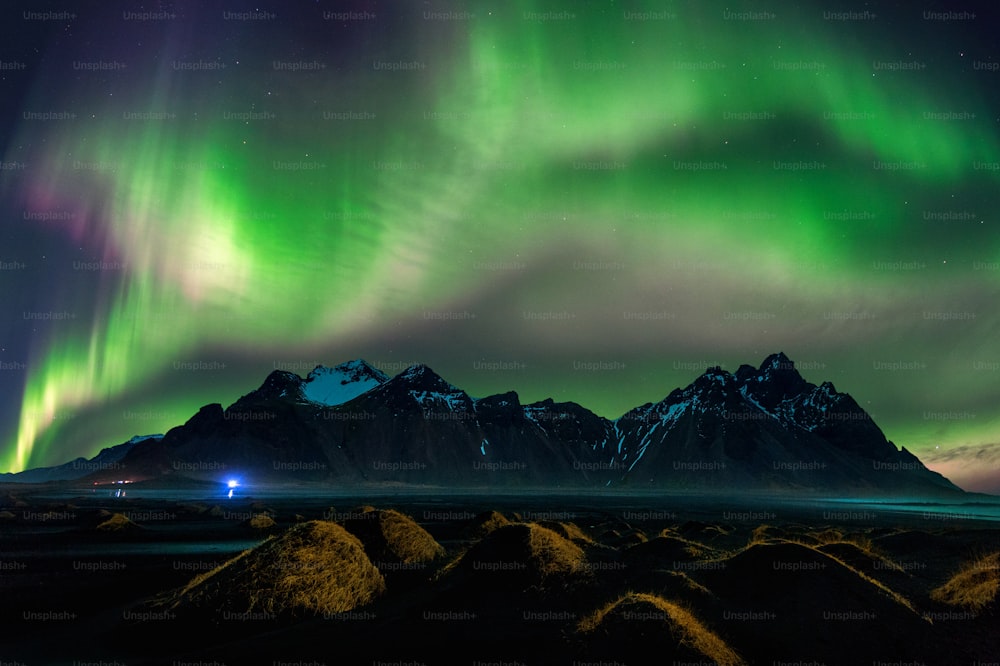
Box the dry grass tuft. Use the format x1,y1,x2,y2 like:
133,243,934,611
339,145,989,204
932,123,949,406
456,522,588,584
626,534,714,563
750,525,891,569
168,520,385,617
174,546,255,599
750,525,821,547
617,528,649,547
536,520,595,545
930,551,1000,612
730,540,918,615
749,524,786,544
578,592,744,666
818,540,905,575
810,529,876,554
527,522,587,577
468,510,511,536
379,509,445,563
344,509,445,565
246,513,276,529
811,528,844,543
96,512,140,531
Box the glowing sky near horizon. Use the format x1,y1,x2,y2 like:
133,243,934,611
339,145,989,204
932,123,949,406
1,1,999,492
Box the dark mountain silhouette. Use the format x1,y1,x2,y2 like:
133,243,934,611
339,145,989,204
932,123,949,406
65,354,960,494
611,352,956,492
0,435,159,483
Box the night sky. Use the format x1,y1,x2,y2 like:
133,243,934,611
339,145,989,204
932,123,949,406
1,0,998,492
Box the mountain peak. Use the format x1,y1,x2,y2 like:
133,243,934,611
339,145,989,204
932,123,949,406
396,364,458,392
127,434,164,445
702,365,733,381
691,365,737,392
308,359,388,381
760,351,795,373
733,352,812,414
306,358,389,383
399,363,438,381
755,352,808,386
301,359,388,406
253,370,306,401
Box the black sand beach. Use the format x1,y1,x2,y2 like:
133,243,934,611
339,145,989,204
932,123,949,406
2,487,998,665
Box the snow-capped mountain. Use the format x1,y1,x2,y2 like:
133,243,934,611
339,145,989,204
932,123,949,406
366,363,476,415
237,359,388,406
610,352,953,491
313,364,610,486
301,360,389,406
72,354,961,495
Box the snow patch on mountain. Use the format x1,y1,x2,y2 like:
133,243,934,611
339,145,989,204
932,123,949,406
738,385,775,419
524,403,570,431
627,422,661,472
302,360,387,406
411,390,471,413
127,434,163,445
658,400,690,423
524,406,545,428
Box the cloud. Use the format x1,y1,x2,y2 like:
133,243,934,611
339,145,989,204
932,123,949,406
921,442,1000,495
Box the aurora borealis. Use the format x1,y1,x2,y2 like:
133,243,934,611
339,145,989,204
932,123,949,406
1,1,999,492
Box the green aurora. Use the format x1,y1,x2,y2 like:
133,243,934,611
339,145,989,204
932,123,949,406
2,1,998,490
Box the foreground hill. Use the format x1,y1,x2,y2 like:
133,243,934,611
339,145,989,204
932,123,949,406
3,495,992,663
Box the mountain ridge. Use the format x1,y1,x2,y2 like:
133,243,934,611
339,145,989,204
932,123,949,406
4,354,964,495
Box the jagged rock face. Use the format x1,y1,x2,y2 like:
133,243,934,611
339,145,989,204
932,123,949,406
611,354,957,492
91,354,962,495
249,370,306,403
236,360,389,408
322,367,612,487
738,352,811,412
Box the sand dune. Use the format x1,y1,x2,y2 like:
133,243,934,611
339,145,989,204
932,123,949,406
164,520,385,619
578,591,745,665
342,507,446,566
3,495,998,663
